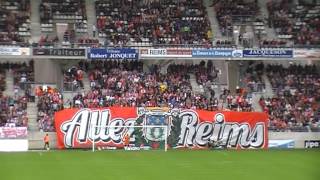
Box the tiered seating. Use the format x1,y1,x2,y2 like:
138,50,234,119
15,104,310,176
252,18,289,48
77,37,100,48
215,39,234,47
253,18,267,40
74,60,214,110
267,0,320,46
0,95,28,127
215,0,259,37
259,39,289,48
12,61,34,91
0,67,5,93
193,61,218,86
242,62,265,93
38,35,59,48
40,0,87,33
0,64,28,127
36,86,63,132
0,0,31,45
63,66,84,91
95,0,212,46
219,88,253,112
260,64,320,131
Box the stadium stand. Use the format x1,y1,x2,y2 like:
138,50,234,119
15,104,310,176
0,67,5,93
95,0,212,47
37,34,58,48
242,62,265,93
214,0,259,36
260,64,320,131
63,65,84,91
39,0,87,44
0,0,318,136
65,60,223,110
12,61,34,91
36,86,63,132
0,0,31,46
70,60,252,112
267,0,320,47
0,95,28,127
33,59,320,132
77,37,100,48
259,39,289,48
0,63,29,127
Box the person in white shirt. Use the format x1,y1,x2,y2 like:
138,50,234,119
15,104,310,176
92,24,96,37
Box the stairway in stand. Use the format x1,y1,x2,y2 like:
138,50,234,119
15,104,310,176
189,74,204,95
3,70,15,97
30,0,42,43
27,100,38,131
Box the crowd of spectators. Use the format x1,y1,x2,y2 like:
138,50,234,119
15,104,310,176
267,0,320,46
214,0,259,37
40,0,87,23
12,61,34,91
242,62,265,93
77,37,100,48
63,66,84,91
194,60,218,87
0,0,30,45
40,0,87,37
260,64,320,131
71,60,222,110
215,39,234,47
0,63,29,127
0,68,5,93
36,86,63,132
96,0,212,46
259,39,288,48
62,30,76,43
219,88,253,112
68,60,255,113
38,35,59,47
0,61,34,99
0,95,28,127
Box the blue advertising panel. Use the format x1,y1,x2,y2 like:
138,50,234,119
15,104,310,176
89,48,138,59
243,49,293,58
269,140,295,149
192,49,243,58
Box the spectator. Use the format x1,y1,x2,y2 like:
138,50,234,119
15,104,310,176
261,64,320,131
37,86,63,132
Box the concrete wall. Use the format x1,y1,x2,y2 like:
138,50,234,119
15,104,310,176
269,132,320,148
28,132,57,150
34,59,62,85
27,132,320,150
227,61,239,93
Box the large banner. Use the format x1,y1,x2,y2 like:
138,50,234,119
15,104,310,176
0,47,30,56
55,108,268,149
243,49,293,58
0,127,28,139
88,48,138,59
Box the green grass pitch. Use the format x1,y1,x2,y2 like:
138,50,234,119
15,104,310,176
0,149,319,180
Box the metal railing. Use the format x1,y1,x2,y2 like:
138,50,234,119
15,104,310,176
0,40,319,49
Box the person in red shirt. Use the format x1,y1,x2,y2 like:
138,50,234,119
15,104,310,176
44,133,50,150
